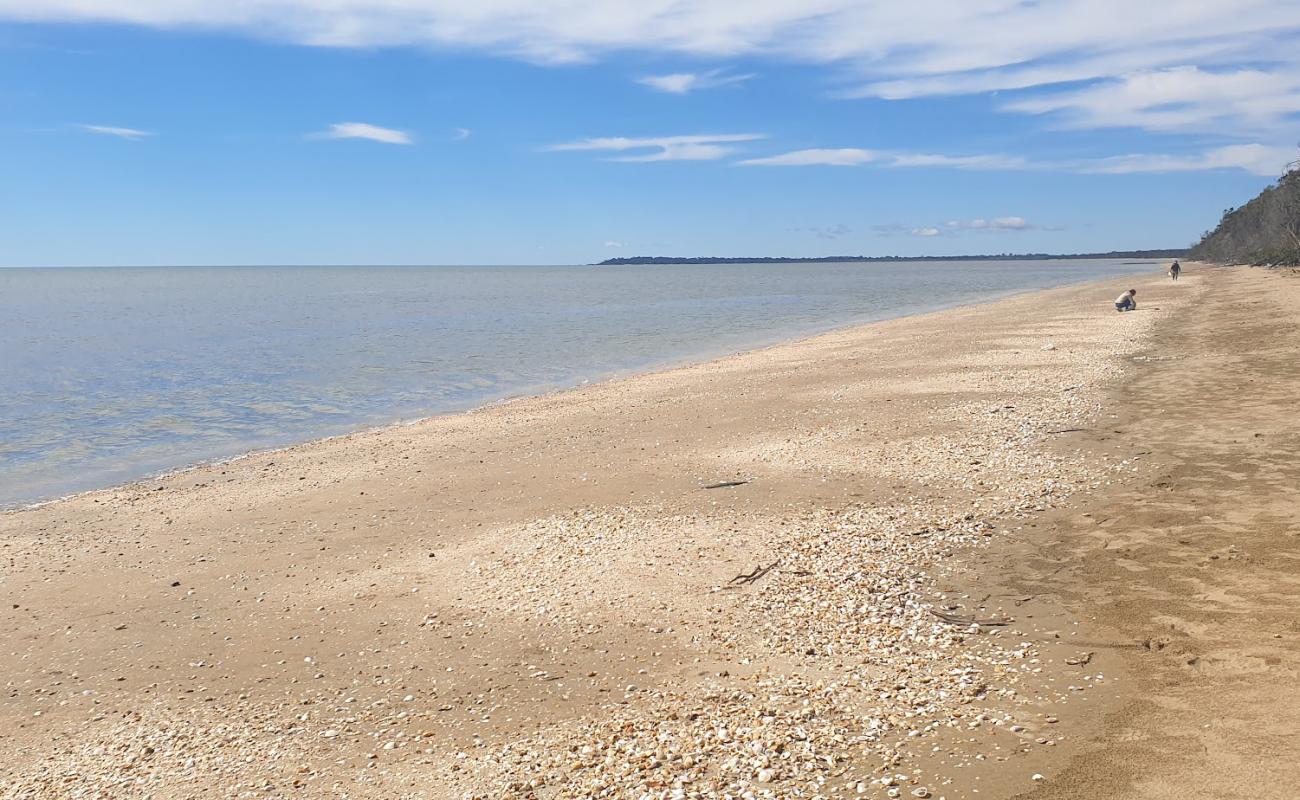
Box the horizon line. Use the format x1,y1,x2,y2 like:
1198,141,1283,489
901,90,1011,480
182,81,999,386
1,249,1188,270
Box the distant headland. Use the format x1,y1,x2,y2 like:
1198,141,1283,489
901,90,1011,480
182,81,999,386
596,249,1187,266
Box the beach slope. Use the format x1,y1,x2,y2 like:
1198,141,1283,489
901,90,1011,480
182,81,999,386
5,266,1296,798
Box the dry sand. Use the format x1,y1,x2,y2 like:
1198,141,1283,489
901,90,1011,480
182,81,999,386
2,265,1296,799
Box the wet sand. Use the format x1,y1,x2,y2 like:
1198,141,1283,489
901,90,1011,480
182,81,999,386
963,265,1300,800
3,265,1296,799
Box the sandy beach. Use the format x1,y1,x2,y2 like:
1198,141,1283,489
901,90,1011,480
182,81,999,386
3,265,1298,799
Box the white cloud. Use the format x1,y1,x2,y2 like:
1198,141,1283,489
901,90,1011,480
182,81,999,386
1082,144,1299,177
637,68,754,94
947,217,1033,231
739,149,1024,169
548,133,763,162
8,1,1291,68
738,148,876,166
311,122,412,144
639,73,696,94
13,2,1300,137
739,144,1298,176
888,217,1039,237
603,240,624,247
1004,66,1300,135
452,127,471,140
888,153,1028,170
79,124,154,140
849,40,1247,101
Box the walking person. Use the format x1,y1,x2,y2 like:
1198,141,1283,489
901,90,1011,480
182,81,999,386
1169,260,1182,281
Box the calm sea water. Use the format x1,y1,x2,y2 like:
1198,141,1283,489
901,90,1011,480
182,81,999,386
0,260,1151,507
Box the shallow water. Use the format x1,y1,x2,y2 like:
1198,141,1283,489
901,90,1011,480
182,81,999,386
0,260,1150,506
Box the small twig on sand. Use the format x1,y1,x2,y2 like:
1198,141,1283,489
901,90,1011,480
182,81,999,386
725,561,779,588
928,609,1014,626
1047,427,1086,434
703,480,749,490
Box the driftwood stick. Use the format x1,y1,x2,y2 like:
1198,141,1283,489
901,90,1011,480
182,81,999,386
725,560,779,588
703,480,750,490
928,609,1014,626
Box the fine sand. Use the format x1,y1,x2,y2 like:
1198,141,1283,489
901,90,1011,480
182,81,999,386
2,265,1297,799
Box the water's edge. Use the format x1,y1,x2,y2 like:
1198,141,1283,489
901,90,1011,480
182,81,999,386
2,269,1147,513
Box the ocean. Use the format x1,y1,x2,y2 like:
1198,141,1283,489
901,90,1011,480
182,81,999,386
0,259,1151,507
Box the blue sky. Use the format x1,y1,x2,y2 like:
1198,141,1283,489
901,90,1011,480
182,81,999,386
2,1,1298,266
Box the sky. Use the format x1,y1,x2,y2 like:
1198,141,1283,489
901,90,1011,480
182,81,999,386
2,1,1299,266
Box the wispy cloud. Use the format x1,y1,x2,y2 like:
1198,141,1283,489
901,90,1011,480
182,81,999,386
452,127,472,141
791,224,852,240
310,122,412,145
79,124,154,140
847,40,1246,101
548,133,764,162
1079,144,1299,177
1003,66,1300,135
740,144,1296,176
738,148,876,167
946,217,1036,231
637,68,754,94
739,149,1023,169
877,217,1044,237
812,224,850,240
10,2,1299,136
888,153,1029,170
603,240,624,248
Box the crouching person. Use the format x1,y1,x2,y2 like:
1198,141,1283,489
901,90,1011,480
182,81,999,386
1115,289,1137,312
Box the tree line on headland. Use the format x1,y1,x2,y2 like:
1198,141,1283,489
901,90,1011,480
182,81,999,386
1189,167,1300,266
600,156,1300,268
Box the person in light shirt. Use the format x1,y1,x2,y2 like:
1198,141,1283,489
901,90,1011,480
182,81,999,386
1115,289,1137,312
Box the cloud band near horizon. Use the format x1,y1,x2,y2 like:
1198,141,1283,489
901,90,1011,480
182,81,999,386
734,144,1296,176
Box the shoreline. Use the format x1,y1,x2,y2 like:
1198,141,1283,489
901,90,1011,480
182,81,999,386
0,266,1225,799
594,255,1181,265
2,269,1152,514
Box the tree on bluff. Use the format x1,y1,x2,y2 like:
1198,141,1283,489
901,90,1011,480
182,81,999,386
1190,157,1300,266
